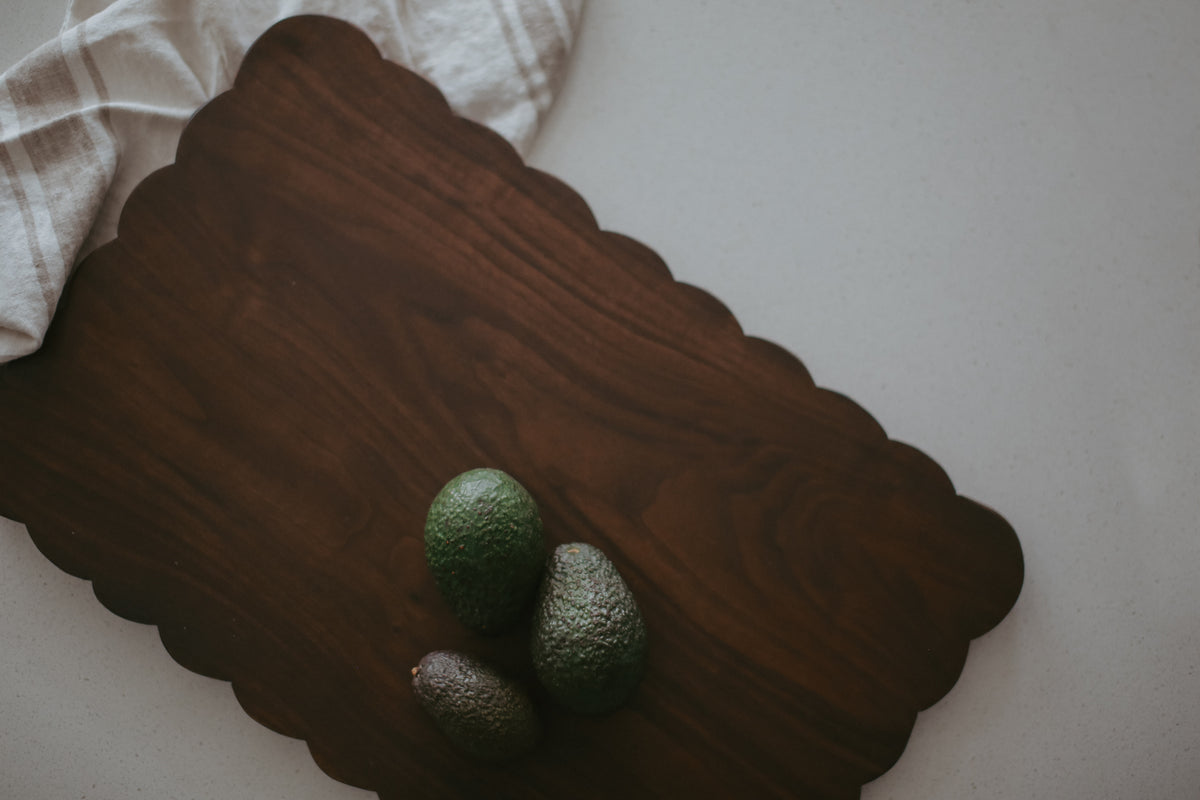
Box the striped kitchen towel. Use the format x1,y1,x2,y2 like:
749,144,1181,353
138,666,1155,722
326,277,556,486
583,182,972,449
0,0,584,363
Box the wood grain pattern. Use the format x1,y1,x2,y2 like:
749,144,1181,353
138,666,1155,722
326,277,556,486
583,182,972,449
0,16,1023,799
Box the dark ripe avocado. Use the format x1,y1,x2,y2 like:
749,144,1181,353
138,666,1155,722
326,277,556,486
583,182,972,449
531,542,649,714
424,468,545,634
410,650,541,762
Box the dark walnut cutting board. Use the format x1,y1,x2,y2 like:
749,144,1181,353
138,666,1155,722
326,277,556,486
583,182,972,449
0,15,1023,799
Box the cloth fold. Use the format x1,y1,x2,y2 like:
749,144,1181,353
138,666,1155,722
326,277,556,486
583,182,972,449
1,0,583,363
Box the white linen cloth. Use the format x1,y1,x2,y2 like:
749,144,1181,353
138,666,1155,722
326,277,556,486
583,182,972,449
0,0,583,363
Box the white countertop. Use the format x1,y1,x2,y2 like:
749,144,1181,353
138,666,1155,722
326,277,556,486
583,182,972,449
3,3,1198,798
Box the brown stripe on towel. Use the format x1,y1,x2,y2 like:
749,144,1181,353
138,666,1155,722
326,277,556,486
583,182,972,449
18,117,110,268
6,40,106,277
75,22,115,141
0,142,55,313
6,41,82,128
528,0,569,90
488,0,548,115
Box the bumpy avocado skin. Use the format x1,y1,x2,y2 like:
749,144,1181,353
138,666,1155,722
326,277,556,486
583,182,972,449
424,468,545,634
411,650,541,762
530,543,649,714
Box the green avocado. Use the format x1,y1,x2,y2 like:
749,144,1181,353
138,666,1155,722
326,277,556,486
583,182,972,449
424,468,545,634
530,542,649,714
410,650,541,762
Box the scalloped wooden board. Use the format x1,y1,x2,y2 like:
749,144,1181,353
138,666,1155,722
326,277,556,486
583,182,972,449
0,16,1022,799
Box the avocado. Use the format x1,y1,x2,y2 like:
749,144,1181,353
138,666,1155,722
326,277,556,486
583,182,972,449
530,542,649,714
411,650,541,762
424,468,545,634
